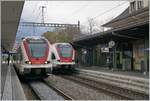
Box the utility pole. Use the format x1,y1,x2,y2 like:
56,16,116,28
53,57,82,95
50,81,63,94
78,20,80,33
40,6,46,23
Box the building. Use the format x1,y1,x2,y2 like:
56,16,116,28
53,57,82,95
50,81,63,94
73,0,149,73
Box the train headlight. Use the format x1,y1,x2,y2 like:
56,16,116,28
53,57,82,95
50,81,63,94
45,61,50,64
25,61,31,64
28,61,31,64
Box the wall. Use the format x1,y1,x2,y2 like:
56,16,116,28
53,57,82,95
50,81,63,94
129,0,149,13
133,40,145,71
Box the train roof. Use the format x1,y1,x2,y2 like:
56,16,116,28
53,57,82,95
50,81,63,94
53,42,71,46
22,36,46,40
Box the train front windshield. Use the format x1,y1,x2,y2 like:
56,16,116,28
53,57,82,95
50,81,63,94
58,45,72,58
29,40,47,58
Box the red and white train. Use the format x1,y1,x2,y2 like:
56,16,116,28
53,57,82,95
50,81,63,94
16,36,52,75
51,43,75,70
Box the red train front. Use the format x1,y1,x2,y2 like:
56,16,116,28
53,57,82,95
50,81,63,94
51,43,75,70
16,36,52,76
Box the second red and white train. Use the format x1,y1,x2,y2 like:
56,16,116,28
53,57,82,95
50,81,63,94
51,43,75,70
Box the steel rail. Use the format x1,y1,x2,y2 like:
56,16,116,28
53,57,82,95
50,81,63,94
42,79,74,100
61,75,148,100
27,80,74,100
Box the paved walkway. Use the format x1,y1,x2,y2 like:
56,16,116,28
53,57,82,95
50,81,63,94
1,64,26,100
77,66,149,79
1,64,9,97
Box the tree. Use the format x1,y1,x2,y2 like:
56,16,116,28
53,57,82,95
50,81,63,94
43,25,80,43
80,17,114,35
87,17,95,34
94,20,105,32
55,26,80,42
42,32,58,43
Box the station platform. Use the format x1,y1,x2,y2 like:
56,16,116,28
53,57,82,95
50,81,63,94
1,64,26,100
77,66,149,79
77,66,149,95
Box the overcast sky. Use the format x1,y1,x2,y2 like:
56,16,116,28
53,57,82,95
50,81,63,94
21,1,129,25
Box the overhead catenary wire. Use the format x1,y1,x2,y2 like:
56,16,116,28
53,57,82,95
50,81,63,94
35,7,42,22
32,2,39,16
18,2,49,38
44,0,48,22
69,2,89,16
44,1,48,31
24,2,40,21
81,1,128,24
92,1,128,19
32,1,48,23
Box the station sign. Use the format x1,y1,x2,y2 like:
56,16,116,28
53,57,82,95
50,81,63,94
9,51,17,54
101,47,109,53
82,49,87,54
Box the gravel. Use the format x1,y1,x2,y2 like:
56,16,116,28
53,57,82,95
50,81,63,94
30,81,64,100
21,81,38,100
45,74,119,100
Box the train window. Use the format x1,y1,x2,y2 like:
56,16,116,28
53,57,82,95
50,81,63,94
29,43,47,58
57,45,72,58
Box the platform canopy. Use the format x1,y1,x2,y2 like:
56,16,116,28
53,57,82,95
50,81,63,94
73,7,149,47
1,1,24,52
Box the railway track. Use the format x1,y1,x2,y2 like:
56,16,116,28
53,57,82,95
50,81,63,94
27,79,73,100
61,75,149,100
42,79,74,100
78,69,149,94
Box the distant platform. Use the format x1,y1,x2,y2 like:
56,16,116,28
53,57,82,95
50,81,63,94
77,66,149,95
77,66,149,79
